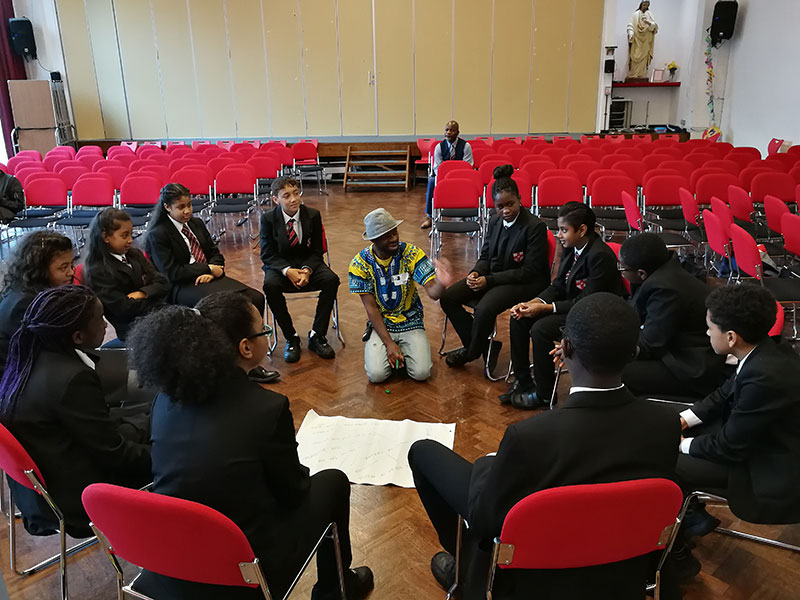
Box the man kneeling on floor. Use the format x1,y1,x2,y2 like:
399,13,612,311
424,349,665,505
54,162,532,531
408,293,681,600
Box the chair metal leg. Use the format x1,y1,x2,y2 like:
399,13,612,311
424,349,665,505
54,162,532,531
446,516,462,600
331,298,345,346
713,527,800,553
438,317,449,356
550,364,562,409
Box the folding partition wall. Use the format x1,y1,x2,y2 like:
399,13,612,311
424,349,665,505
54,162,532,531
55,0,604,140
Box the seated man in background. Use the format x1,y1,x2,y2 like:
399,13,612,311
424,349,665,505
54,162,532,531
349,208,453,383
408,293,680,600
618,233,728,398
421,120,473,230
676,284,800,553
502,202,626,409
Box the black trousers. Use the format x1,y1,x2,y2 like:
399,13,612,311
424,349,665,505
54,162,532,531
622,359,723,400
440,279,544,359
134,469,354,600
263,264,340,339
509,312,566,396
173,275,265,316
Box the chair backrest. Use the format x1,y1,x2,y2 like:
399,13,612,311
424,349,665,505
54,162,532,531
0,423,46,490
751,172,796,203
519,155,554,169
678,187,700,226
586,169,626,195
129,159,163,173
558,154,586,169
503,147,529,168
689,167,726,193
207,156,238,175
7,156,39,174
576,147,604,162
138,165,171,186
76,145,103,157
291,142,318,162
643,175,689,208
599,154,628,170
433,178,480,210
203,146,226,158
590,175,637,208
546,228,557,269
477,160,510,185
621,191,643,231
564,160,600,186
769,301,785,338
781,212,800,257
82,483,261,589
120,174,162,207
215,165,257,194
763,195,790,234
14,166,45,187
695,173,741,205
768,138,785,156
172,169,212,196
24,176,68,208
613,160,646,187
520,161,558,185
702,209,729,257
730,224,762,279
497,479,682,570
417,137,437,159
537,176,583,208
683,153,716,170
452,170,483,198
789,165,800,185
659,160,694,174
72,177,115,208
437,160,473,180
613,147,644,161
59,166,91,190
540,146,568,163
95,166,129,190
246,156,281,179
703,159,740,176
727,185,755,222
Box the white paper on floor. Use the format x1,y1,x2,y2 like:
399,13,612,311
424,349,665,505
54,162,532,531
296,409,456,488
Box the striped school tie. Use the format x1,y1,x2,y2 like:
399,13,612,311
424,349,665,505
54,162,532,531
181,224,207,263
286,218,299,248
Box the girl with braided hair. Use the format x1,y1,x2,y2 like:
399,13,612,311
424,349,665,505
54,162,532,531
0,285,151,537
0,230,74,374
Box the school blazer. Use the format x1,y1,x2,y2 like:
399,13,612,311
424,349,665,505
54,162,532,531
4,350,151,537
0,288,34,374
85,247,169,340
260,205,325,275
465,388,680,600
688,339,800,523
539,233,627,314
145,218,224,293
472,210,550,291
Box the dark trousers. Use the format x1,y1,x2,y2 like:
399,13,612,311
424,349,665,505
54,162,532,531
426,175,436,216
173,275,265,316
623,359,723,400
509,312,566,396
263,264,340,340
440,280,543,359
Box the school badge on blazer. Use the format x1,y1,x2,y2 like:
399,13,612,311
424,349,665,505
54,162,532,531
512,251,524,263
574,278,587,290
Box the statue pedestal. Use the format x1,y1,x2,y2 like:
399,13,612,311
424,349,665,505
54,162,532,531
625,77,649,83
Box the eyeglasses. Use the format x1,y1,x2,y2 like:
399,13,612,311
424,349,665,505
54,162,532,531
247,323,273,339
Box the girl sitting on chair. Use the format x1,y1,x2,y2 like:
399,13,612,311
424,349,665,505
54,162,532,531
0,231,74,374
144,183,264,312
126,293,372,600
83,208,168,343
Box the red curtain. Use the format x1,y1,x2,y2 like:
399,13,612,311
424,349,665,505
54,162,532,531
0,0,28,158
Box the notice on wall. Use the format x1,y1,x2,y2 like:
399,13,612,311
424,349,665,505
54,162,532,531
296,410,456,488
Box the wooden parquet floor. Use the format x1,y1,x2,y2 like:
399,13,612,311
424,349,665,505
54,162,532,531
2,184,800,599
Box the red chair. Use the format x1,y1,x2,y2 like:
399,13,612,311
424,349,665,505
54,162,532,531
76,145,103,157
431,178,483,258
519,155,554,169
42,153,69,172
207,156,238,176
695,173,741,205
0,423,97,600
95,165,129,190
586,169,627,196
552,135,577,147
451,479,683,600
6,155,40,175
13,165,46,187
172,168,213,199
540,146,568,164
650,149,681,160
751,172,796,204
83,483,346,600
165,140,186,148
138,165,170,187
51,145,77,158
591,175,637,235
725,153,759,172
14,150,42,162
522,138,547,151
203,145,226,158
437,160,473,181
683,153,716,169
291,141,326,194
689,167,726,194
246,156,282,181
764,195,790,235
120,174,162,215
679,187,701,229
229,143,258,157
768,138,785,156
136,145,165,159
475,160,508,188
503,147,529,168
416,137,437,172
763,154,791,172
216,140,235,151
520,161,558,184
683,139,713,152
703,209,733,277
165,144,192,158
10,176,67,228
781,213,800,258
739,165,777,192
536,176,582,221
658,160,694,175
129,159,163,173
191,141,214,150
76,154,105,170
120,141,137,151
470,136,494,145
471,146,493,168
641,154,668,171
565,160,600,188
769,300,785,338
642,169,682,190
613,147,644,161
169,157,202,175
599,154,629,169
643,175,690,212
92,159,124,172
58,166,91,191
789,165,800,185
558,154,586,169
704,159,740,176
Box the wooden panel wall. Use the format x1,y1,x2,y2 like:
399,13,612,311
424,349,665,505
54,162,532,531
56,0,604,139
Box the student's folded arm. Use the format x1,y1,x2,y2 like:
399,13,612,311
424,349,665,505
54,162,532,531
262,399,311,504
486,221,549,288
259,214,291,273
690,375,734,424
304,212,326,272
554,249,617,314
148,228,209,283
637,287,682,359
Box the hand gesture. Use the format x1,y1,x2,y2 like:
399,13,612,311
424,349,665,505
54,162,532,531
209,264,224,278
386,342,405,369
296,269,310,288
195,274,214,285
466,274,487,292
549,342,565,369
126,291,147,300
286,268,304,289
433,257,456,288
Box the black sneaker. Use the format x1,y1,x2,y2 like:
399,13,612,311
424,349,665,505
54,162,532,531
311,566,374,600
499,380,531,404
430,551,456,592
308,332,335,359
284,336,301,363
445,347,470,368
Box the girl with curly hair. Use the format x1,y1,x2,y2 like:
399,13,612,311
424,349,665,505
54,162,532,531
126,293,372,600
0,231,74,372
144,183,265,312
0,285,151,537
83,208,168,342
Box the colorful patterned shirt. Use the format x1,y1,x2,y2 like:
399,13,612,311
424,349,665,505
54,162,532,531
348,242,436,332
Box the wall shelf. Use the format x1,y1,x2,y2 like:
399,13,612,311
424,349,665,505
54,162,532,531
612,81,681,88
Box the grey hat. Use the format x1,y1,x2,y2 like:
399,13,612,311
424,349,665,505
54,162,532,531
362,208,404,241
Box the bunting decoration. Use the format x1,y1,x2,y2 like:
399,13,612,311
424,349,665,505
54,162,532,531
704,34,716,125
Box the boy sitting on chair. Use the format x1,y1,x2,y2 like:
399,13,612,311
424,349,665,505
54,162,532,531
260,177,340,363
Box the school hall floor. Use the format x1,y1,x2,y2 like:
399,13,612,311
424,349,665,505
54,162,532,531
2,184,800,600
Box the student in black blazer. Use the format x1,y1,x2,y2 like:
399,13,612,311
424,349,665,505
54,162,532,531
504,202,626,409
677,284,800,529
441,165,550,369
0,231,75,374
83,209,168,341
260,177,340,363
125,293,372,600
618,233,728,398
409,294,681,600
0,286,151,538
145,183,264,312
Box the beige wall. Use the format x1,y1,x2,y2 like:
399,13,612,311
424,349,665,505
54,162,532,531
56,0,604,140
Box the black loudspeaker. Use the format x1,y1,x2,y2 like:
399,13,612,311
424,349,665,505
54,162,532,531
710,1,738,46
7,17,37,59
604,59,615,74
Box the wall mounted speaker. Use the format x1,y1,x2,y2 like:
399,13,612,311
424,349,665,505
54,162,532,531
604,59,615,74
711,1,738,46
7,18,37,59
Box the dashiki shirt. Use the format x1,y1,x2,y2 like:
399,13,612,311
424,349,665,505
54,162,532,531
348,242,435,333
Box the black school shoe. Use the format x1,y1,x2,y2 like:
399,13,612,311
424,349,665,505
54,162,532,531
247,366,280,384
308,332,335,359
430,551,456,592
311,566,374,600
284,335,301,363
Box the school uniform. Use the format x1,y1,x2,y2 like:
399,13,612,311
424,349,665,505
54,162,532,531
409,387,681,600
4,349,151,538
84,247,169,340
145,216,264,312
0,287,35,376
260,205,340,339
440,210,550,359
622,255,727,398
509,233,626,398
677,339,800,523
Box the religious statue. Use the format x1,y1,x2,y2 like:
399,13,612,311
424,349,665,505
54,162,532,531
627,1,658,81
